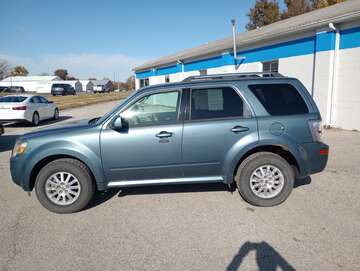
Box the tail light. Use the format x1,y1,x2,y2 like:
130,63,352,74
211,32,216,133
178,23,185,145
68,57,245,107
12,106,27,110
308,120,322,142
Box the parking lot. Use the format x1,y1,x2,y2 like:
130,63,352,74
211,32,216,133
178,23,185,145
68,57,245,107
0,100,359,271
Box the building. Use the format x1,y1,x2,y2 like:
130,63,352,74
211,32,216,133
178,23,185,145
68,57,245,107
52,80,83,92
133,0,360,131
0,76,60,93
91,79,113,92
79,80,94,92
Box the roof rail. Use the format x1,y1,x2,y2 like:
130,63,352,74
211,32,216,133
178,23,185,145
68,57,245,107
182,72,284,82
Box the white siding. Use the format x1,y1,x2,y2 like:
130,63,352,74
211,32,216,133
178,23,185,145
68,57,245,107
333,47,360,130
312,51,333,125
279,54,315,93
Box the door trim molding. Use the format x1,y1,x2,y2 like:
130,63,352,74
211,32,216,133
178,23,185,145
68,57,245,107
107,176,224,187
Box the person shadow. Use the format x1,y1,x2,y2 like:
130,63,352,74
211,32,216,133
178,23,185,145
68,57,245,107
226,241,296,271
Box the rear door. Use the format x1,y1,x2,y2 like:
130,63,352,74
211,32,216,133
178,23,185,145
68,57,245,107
39,96,53,119
32,96,47,120
181,85,258,179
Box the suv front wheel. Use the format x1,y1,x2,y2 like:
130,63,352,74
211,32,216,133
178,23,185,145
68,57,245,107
35,158,95,213
235,152,294,207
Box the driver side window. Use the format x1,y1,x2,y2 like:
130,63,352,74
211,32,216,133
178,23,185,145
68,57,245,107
121,91,180,127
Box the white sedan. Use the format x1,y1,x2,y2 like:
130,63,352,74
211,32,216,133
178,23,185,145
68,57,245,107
0,95,59,126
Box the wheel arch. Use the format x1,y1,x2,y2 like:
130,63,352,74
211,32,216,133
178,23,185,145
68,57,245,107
29,154,99,192
233,145,300,182
223,140,304,184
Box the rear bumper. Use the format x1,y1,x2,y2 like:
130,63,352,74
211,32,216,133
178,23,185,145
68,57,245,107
298,142,329,177
51,92,64,95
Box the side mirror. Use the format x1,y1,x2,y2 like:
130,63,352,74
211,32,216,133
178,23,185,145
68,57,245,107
110,115,123,130
48,101,54,104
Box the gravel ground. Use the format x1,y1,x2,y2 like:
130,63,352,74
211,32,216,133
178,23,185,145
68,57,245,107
0,100,359,271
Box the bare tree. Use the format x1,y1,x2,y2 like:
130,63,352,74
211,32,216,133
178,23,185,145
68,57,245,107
126,75,135,90
0,59,11,80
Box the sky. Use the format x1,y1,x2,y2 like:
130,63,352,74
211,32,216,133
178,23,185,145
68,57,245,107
0,0,285,81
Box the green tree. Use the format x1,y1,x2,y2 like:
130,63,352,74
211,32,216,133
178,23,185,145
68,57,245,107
282,0,311,19
246,0,281,30
54,69,68,80
11,66,29,76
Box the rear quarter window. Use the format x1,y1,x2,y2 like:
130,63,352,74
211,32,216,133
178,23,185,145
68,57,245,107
0,96,27,103
248,83,308,115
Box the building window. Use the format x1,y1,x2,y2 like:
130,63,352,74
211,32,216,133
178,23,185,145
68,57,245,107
140,78,149,88
199,69,207,75
262,60,279,73
165,75,170,83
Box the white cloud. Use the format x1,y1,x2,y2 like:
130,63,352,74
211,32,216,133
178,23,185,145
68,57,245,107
0,53,146,81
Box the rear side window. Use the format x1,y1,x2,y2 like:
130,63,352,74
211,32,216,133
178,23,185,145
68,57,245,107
0,96,27,103
190,87,249,120
248,84,308,115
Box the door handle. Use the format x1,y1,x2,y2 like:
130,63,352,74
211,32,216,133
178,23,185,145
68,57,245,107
156,131,173,138
231,126,249,133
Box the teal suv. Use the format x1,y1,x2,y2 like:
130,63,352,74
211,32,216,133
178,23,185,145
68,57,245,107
10,73,329,213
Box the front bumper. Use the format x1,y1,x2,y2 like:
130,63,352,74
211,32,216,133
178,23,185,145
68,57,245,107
10,153,31,191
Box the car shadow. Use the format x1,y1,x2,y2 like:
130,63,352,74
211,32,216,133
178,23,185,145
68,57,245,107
85,178,312,211
84,189,121,211
226,241,296,271
84,183,229,211
0,135,19,152
294,176,312,188
4,116,72,128
117,183,229,197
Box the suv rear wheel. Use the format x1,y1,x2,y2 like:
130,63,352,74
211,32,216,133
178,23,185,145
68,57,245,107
235,152,294,207
35,158,95,213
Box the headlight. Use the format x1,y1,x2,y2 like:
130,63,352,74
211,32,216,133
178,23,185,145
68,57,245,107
12,141,28,157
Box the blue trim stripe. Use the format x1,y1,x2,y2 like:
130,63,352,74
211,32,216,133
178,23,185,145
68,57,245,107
316,31,335,51
340,26,360,50
136,26,360,79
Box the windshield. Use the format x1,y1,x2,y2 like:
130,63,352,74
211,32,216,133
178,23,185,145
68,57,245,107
93,91,138,125
0,96,27,103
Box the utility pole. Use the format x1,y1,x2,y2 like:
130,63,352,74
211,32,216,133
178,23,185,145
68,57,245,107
113,72,115,90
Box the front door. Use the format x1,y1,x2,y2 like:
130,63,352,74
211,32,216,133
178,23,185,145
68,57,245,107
101,90,183,182
181,86,257,179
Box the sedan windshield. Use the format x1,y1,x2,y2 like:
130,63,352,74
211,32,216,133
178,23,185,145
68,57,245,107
0,96,27,103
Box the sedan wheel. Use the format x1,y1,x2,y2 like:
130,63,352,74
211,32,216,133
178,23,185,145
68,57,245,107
32,112,40,126
53,108,59,120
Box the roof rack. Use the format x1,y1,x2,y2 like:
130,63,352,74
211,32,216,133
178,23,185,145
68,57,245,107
182,72,284,82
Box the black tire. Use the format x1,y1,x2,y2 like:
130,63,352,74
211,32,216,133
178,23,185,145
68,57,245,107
53,108,59,120
32,112,40,126
35,158,95,214
235,152,294,207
